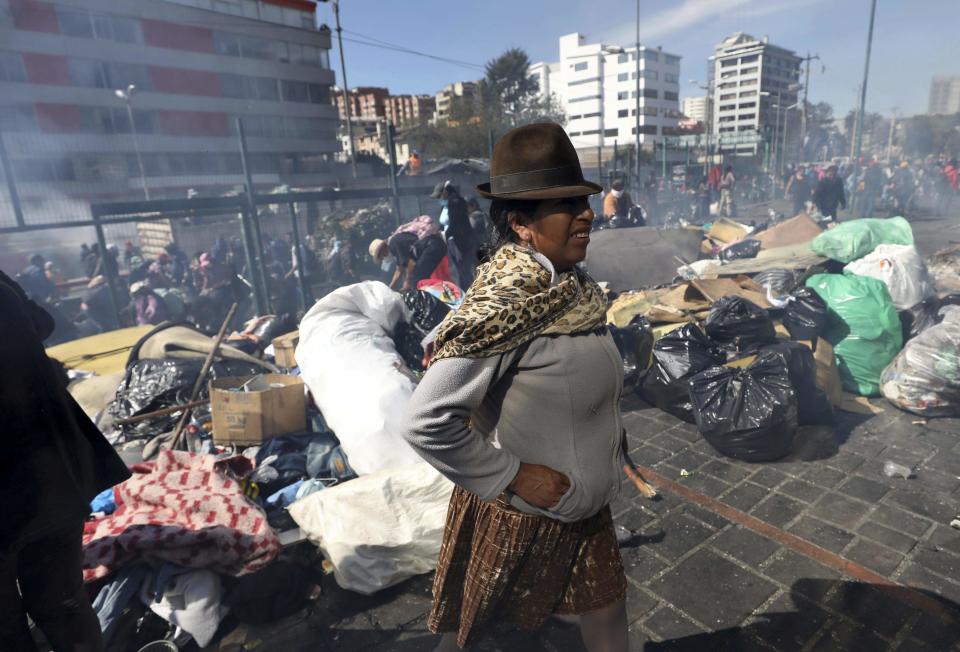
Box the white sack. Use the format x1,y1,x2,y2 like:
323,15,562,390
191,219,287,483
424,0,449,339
288,462,454,595
140,570,228,647
296,281,423,474
844,244,934,310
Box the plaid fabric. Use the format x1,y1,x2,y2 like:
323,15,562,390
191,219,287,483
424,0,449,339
429,485,627,647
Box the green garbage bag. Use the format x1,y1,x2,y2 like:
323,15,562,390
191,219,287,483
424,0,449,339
810,216,913,263
806,273,903,396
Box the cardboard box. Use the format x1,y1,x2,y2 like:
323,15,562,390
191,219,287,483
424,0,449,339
272,330,300,368
210,374,306,445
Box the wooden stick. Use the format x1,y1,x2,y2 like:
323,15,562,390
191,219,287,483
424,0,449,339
169,303,238,451
115,399,210,426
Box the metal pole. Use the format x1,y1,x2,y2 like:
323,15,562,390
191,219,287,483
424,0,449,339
800,53,818,162
661,137,666,178
385,120,402,226
634,0,641,187
125,99,150,200
288,201,312,311
92,214,122,330
235,118,268,316
852,0,877,162
773,91,782,182
0,128,25,228
333,0,358,178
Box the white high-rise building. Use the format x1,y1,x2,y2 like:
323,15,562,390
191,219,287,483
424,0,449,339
529,33,682,150
929,76,960,115
708,32,801,156
681,96,708,123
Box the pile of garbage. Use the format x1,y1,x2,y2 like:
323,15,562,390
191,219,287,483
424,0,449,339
313,201,396,249
64,282,458,649
608,213,960,459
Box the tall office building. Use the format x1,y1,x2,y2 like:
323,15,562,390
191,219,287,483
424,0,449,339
681,96,708,123
929,76,960,115
709,32,801,157
0,0,338,223
529,32,682,150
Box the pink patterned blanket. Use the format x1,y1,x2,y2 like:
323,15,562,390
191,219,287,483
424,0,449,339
83,450,279,582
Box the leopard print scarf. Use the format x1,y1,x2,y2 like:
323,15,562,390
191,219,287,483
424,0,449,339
431,242,607,362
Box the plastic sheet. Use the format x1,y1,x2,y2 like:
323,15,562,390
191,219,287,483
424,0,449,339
754,268,800,298
609,319,654,391
843,244,934,310
806,273,903,396
881,306,960,417
810,216,913,263
109,358,264,438
638,323,726,422
899,294,960,342
689,350,798,462
704,296,777,349
781,287,829,342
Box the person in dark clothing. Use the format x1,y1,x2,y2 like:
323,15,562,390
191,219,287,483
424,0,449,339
466,196,492,249
164,242,189,286
859,161,884,217
369,216,453,291
0,270,130,651
432,181,477,289
784,166,813,216
17,254,56,303
82,276,115,330
814,165,846,220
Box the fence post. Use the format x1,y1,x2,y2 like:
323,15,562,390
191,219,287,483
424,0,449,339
92,212,123,330
385,121,402,227
0,128,25,228
288,201,312,311
236,118,269,316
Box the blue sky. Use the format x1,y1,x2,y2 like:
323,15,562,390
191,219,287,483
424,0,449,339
316,0,956,119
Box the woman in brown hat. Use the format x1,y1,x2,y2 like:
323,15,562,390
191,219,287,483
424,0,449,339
402,123,628,651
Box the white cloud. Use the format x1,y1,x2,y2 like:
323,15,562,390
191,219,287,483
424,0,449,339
601,0,829,43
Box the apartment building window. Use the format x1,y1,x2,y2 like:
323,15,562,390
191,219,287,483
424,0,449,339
280,79,310,103
68,59,151,91
642,106,658,116
633,70,658,81
718,82,737,90
0,50,25,82
581,129,599,136
617,53,628,64
641,88,657,99
572,61,588,72
618,109,628,118
617,73,628,82
569,77,600,86
740,90,757,97
0,0,11,28
617,91,629,101
214,31,329,67
741,54,758,64
720,93,736,101
739,102,756,109
79,107,155,135
720,104,736,112
642,51,659,62
568,95,600,103
721,58,737,67
665,55,681,65
604,128,618,137
740,113,756,120
221,74,280,101
741,79,757,87
0,104,37,131
664,73,679,84
631,125,657,135
579,112,600,119
664,91,678,101
56,6,141,43
741,67,758,75
309,84,330,104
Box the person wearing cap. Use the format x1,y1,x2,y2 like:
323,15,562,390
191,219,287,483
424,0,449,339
129,281,170,326
602,179,633,222
369,215,453,291
402,123,629,651
433,180,478,289
17,254,56,303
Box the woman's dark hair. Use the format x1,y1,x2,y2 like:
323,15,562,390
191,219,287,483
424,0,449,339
480,197,541,262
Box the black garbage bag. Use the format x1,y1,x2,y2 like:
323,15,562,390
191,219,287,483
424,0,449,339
754,268,800,297
638,323,726,422
110,358,264,437
745,341,834,426
900,295,941,343
705,296,777,349
252,313,298,346
781,287,828,342
689,350,798,462
609,320,655,391
394,321,427,371
720,239,761,262
402,290,451,336
224,561,322,624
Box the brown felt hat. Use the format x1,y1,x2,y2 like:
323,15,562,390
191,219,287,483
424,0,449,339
477,123,602,200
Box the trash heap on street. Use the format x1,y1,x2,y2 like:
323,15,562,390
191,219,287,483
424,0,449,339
58,209,960,649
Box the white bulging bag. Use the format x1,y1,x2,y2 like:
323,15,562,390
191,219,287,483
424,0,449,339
844,244,934,310
288,462,454,595
296,281,423,474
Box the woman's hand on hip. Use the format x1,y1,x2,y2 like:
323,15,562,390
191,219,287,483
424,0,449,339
508,462,570,509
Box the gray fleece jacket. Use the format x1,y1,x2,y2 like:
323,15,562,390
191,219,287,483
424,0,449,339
400,328,625,523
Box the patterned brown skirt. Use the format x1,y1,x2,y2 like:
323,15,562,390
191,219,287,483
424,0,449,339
428,485,627,648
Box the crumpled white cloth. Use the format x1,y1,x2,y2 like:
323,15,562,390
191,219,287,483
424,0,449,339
140,569,228,647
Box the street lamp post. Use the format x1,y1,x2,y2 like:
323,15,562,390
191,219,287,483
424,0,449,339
115,84,149,200
634,0,641,187
332,0,358,179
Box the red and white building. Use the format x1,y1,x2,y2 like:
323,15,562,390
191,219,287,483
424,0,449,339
0,0,338,225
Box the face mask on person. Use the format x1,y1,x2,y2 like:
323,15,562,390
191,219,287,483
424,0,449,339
437,199,448,207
